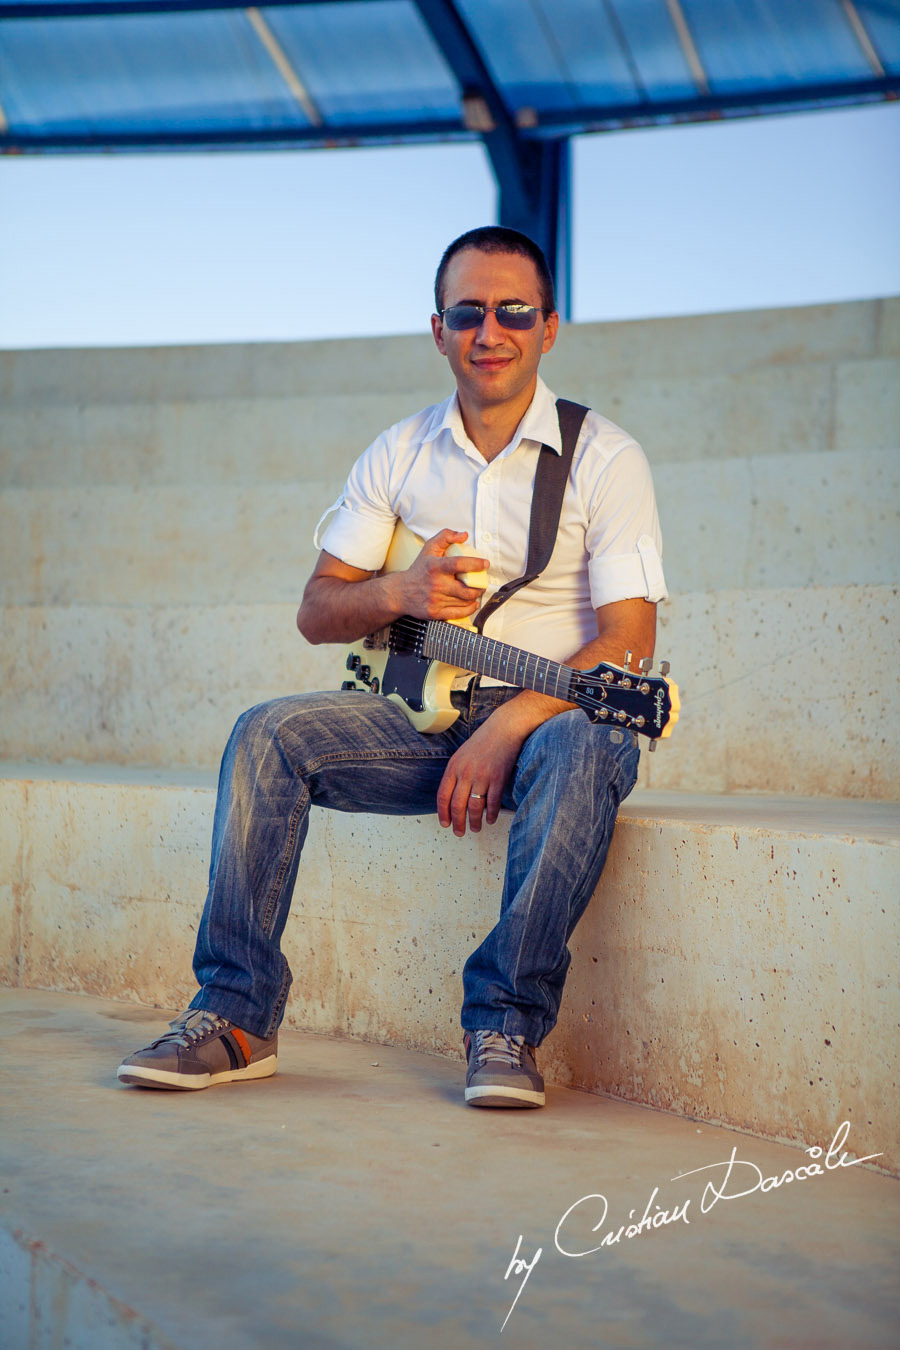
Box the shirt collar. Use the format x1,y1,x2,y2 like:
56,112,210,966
424,374,562,458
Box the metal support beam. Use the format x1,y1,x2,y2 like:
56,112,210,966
493,136,570,318
412,0,570,314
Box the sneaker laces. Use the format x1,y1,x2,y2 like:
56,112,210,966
469,1030,529,1071
152,1008,231,1049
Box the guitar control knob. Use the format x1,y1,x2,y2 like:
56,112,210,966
341,681,357,691
346,653,360,672
358,665,371,683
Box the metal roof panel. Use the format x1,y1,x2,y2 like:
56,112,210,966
682,0,875,91
0,10,310,133
263,1,460,124
457,0,640,112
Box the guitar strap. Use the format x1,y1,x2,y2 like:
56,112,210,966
473,398,589,635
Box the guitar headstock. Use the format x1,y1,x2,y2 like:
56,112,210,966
570,654,679,748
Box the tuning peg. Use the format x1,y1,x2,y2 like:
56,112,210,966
610,730,624,745
631,732,639,748
659,660,670,677
648,738,657,752
623,649,632,671
639,657,652,674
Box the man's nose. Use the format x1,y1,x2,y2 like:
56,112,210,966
475,310,506,344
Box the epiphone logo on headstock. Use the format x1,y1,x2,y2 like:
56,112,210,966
654,688,666,727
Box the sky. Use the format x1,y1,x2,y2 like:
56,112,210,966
0,100,898,349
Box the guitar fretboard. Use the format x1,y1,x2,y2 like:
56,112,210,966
422,621,576,700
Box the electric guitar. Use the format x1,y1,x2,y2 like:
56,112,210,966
340,522,679,745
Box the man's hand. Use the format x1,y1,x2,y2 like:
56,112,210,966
435,592,658,837
437,695,551,837
389,529,488,622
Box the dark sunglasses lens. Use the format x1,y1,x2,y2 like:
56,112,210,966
497,306,539,329
443,305,540,331
443,305,483,330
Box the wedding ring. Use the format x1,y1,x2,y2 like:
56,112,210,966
469,793,485,800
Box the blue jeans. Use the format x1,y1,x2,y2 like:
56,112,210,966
190,683,639,1046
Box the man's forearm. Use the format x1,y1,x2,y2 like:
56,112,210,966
297,533,489,646
297,572,404,646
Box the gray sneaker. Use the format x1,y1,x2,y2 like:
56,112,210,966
117,1008,277,1091
464,1030,545,1108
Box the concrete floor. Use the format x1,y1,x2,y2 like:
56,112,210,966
1,989,897,1350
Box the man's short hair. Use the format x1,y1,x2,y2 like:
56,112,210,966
434,226,556,315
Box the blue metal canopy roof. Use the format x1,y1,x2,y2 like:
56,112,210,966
2,0,897,311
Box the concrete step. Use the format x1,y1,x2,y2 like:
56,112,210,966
0,391,433,490
4,298,897,409
3,764,897,1173
2,988,897,1349
3,359,897,489
0,481,335,606
2,448,897,604
655,447,900,593
3,584,896,798
3,301,898,491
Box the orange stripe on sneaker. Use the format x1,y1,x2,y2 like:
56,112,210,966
232,1028,252,1065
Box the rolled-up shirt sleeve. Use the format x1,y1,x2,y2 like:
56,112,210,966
314,431,399,572
585,440,668,607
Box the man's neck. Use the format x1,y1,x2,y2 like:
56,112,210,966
457,380,538,462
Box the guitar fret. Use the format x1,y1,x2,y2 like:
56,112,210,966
422,620,576,703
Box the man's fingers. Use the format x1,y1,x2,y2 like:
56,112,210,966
434,554,490,580
436,768,455,829
484,786,502,826
419,532,488,576
466,788,488,834
420,529,468,557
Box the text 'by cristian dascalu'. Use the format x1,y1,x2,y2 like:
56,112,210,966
501,1120,882,1332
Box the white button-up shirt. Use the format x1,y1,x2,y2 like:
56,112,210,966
316,376,666,672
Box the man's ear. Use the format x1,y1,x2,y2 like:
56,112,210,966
431,312,448,355
541,311,560,355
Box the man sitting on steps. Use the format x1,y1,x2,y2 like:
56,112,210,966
118,225,667,1108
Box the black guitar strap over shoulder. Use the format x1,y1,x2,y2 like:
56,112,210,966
473,398,589,635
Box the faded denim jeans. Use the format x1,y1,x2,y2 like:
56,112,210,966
190,683,639,1046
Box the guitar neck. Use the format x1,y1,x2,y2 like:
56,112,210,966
422,620,576,700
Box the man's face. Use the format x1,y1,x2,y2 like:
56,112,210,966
431,248,559,414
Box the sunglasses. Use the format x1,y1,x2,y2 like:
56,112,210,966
439,303,548,331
